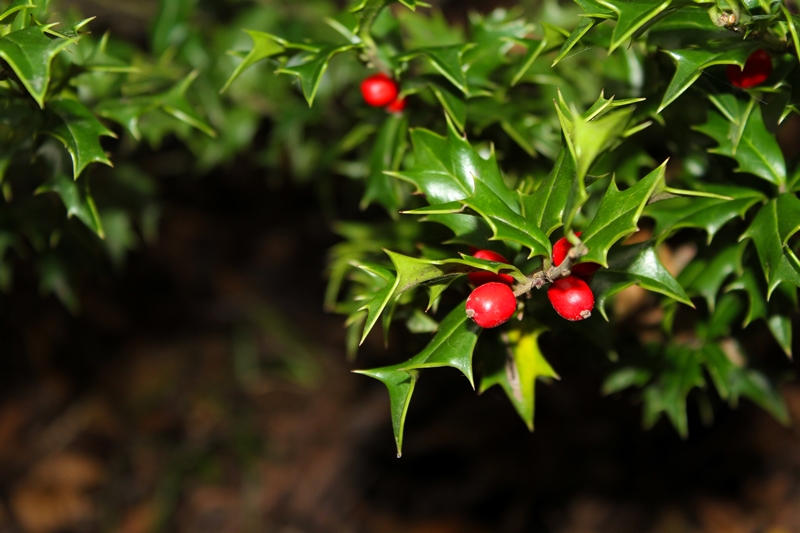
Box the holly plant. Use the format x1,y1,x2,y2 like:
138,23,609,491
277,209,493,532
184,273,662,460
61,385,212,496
222,0,800,456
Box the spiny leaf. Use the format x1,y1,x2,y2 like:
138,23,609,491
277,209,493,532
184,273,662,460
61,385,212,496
42,98,116,178
658,43,760,112
580,161,666,267
0,24,77,108
390,116,518,208
276,44,356,106
521,147,578,237
220,29,285,94
694,104,786,188
603,241,693,307
355,301,481,457
398,44,474,95
644,184,765,244
740,194,800,297
597,0,673,53
686,244,744,312
479,326,557,430
642,343,705,438
725,269,768,327
34,174,104,237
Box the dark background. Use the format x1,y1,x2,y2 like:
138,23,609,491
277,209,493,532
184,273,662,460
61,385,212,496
0,1,799,532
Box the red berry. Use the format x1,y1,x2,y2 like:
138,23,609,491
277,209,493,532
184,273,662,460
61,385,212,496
468,249,514,287
466,282,517,328
547,276,594,321
386,96,406,114
552,232,599,278
360,73,398,107
726,49,772,89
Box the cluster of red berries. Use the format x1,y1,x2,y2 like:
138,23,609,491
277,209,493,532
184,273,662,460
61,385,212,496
726,49,772,89
360,73,406,113
464,236,598,328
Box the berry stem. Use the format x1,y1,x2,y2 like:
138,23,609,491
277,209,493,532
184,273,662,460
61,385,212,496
512,239,588,297
357,0,391,73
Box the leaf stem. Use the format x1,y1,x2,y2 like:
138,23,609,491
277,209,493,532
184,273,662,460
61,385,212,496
513,240,588,297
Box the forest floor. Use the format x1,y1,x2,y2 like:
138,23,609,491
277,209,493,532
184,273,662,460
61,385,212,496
0,159,799,533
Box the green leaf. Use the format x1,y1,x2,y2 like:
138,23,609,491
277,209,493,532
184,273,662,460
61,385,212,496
643,343,705,437
552,16,600,67
605,242,693,307
694,104,786,188
355,301,481,457
361,113,408,213
589,270,638,320
521,147,578,236
644,184,765,243
725,269,768,327
34,173,104,237
740,194,800,297
597,0,673,53
602,367,652,395
580,161,666,267
686,245,744,312
390,117,518,208
428,81,466,133
220,29,285,94
509,27,564,85
479,326,557,430
458,181,551,259
42,98,116,178
767,312,792,357
421,213,494,248
659,43,759,112
0,24,77,108
356,250,523,343
276,44,356,106
398,44,474,95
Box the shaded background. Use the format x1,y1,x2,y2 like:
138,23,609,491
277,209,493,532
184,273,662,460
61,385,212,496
1,1,799,532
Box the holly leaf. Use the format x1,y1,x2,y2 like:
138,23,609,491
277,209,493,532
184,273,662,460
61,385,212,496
580,161,666,267
694,104,786,188
390,116,518,208
644,184,765,244
686,244,744,312
604,242,693,306
42,98,116,178
552,0,613,65
740,194,800,297
659,43,760,112
276,43,357,106
521,147,578,237
361,113,408,213
642,343,705,437
398,44,474,95
589,271,639,320
479,326,557,430
421,213,494,248
428,80,466,133
0,24,77,108
597,0,673,53
725,269,768,327
356,250,524,344
34,174,104,237
220,29,285,94
355,302,481,457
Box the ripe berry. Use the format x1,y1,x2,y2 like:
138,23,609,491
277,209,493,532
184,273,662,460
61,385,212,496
547,276,594,321
386,97,406,114
726,49,772,89
552,232,599,278
467,249,514,287
360,73,398,107
466,282,517,328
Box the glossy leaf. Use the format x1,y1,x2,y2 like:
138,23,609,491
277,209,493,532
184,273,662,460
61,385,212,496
686,245,744,312
580,161,666,267
355,302,481,457
220,29,285,94
521,147,577,237
479,326,557,430
34,174,104,237
390,116,518,207
605,242,693,307
694,103,786,188
42,98,116,178
725,269,768,327
740,194,800,297
645,184,765,244
276,44,357,106
398,44,474,95
0,24,77,108
597,0,673,53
